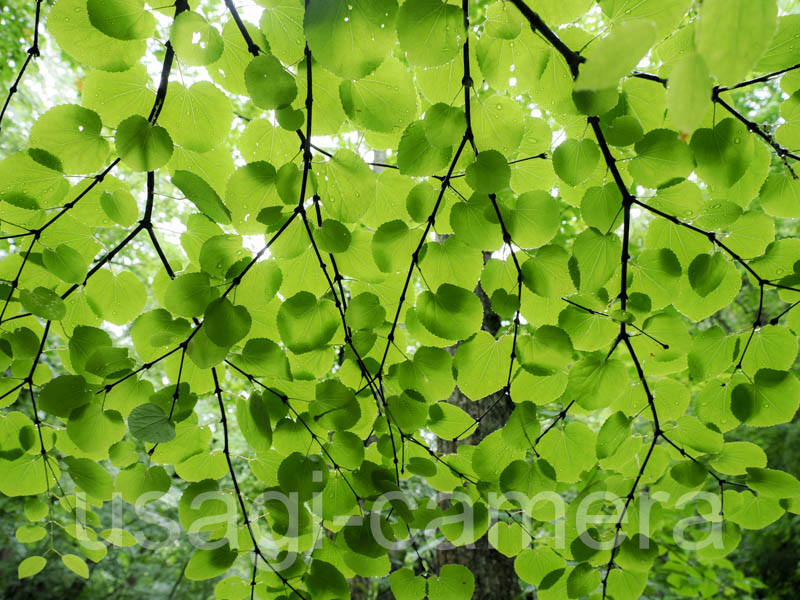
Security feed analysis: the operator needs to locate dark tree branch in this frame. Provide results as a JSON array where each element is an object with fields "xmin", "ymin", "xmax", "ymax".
[
  {"xmin": 717, "ymin": 62, "xmax": 800, "ymax": 92},
  {"xmin": 0, "ymin": 0, "xmax": 43, "ymax": 132},
  {"xmin": 379, "ymin": 0, "xmax": 478, "ymax": 380},
  {"xmin": 711, "ymin": 89, "xmax": 799, "ymax": 178},
  {"xmin": 225, "ymin": 360, "xmax": 363, "ymax": 507},
  {"xmin": 630, "ymin": 71, "xmax": 799, "ymax": 176},
  {"xmin": 222, "ymin": 0, "xmax": 264, "ymax": 56},
  {"xmin": 211, "ymin": 368, "xmax": 309, "ymax": 600},
  {"xmin": 507, "ymin": 0, "xmax": 585, "ymax": 79},
  {"xmin": 293, "ymin": 43, "xmax": 401, "ymax": 483},
  {"xmin": 632, "ymin": 198, "xmax": 800, "ymax": 295}
]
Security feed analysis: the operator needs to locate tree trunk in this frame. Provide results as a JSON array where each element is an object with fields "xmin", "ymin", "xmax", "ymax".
[{"xmin": 437, "ymin": 278, "xmax": 521, "ymax": 600}]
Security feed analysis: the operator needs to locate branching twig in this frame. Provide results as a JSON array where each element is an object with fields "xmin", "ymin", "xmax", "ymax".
[
  {"xmin": 507, "ymin": 0, "xmax": 585, "ymax": 79},
  {"xmin": 0, "ymin": 0, "xmax": 43, "ymax": 132}
]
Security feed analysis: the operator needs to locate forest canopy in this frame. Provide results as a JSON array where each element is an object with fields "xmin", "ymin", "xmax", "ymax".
[{"xmin": 1, "ymin": 0, "xmax": 800, "ymax": 599}]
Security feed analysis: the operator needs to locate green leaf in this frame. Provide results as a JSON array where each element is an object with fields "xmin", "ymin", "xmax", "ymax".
[
  {"xmin": 696, "ymin": 0, "xmax": 778, "ymax": 84},
  {"xmin": 424, "ymin": 103, "xmax": 466, "ymax": 147},
  {"xmin": 388, "ymin": 390, "xmax": 428, "ymax": 434},
  {"xmin": 747, "ymin": 467, "xmax": 800, "ymax": 499},
  {"xmin": 502, "ymin": 402, "xmax": 540, "ymax": 449},
  {"xmin": 316, "ymin": 220, "xmax": 351, "ymax": 254},
  {"xmin": 164, "ymin": 272, "xmax": 219, "ymax": 318},
  {"xmin": 566, "ymin": 355, "xmax": 628, "ymax": 410},
  {"xmin": 260, "ymin": 0, "xmax": 305, "ymax": 65},
  {"xmin": 81, "ymin": 64, "xmax": 154, "ymax": 128},
  {"xmin": 670, "ymin": 460, "xmax": 707, "ymax": 487},
  {"xmin": 115, "ymin": 464, "xmax": 170, "ymax": 503},
  {"xmin": 85, "ymin": 269, "xmax": 147, "ymax": 326},
  {"xmin": 184, "ymin": 543, "xmax": 237, "ymax": 581},
  {"xmin": 672, "ymin": 415, "xmax": 723, "ymax": 454},
  {"xmin": 67, "ymin": 405, "xmax": 125, "ymax": 456},
  {"xmin": 757, "ymin": 14, "xmax": 800, "ymax": 71},
  {"xmin": 230, "ymin": 338, "xmax": 291, "ymax": 380},
  {"xmin": 428, "ymin": 564, "xmax": 475, "ymax": 600},
  {"xmin": 307, "ymin": 560, "xmax": 349, "ymax": 600},
  {"xmin": 199, "ymin": 235, "xmax": 248, "ymax": 279},
  {"xmin": 328, "ymin": 431, "xmax": 365, "ymax": 470},
  {"xmin": 449, "ymin": 194, "xmax": 503, "ymax": 250},
  {"xmin": 572, "ymin": 228, "xmax": 621, "ymax": 292},
  {"xmin": 416, "ymin": 284, "xmax": 483, "ymax": 341},
  {"xmin": 128, "ymin": 403, "xmax": 176, "ymax": 443},
  {"xmin": 317, "ymin": 150, "xmax": 375, "ymax": 222},
  {"xmin": 131, "ymin": 310, "xmax": 191, "ymax": 360},
  {"xmin": 206, "ymin": 20, "xmax": 268, "ymax": 96},
  {"xmin": 710, "ymin": 442, "xmax": 767, "ymax": 476},
  {"xmin": 61, "ymin": 553, "xmax": 89, "ymax": 579},
  {"xmin": 49, "ymin": 0, "xmax": 146, "ymax": 72},
  {"xmin": 575, "ymin": 20, "xmax": 657, "ymax": 91},
  {"xmin": 472, "ymin": 94, "xmax": 525, "ymax": 155},
  {"xmin": 504, "ymin": 191, "xmax": 560, "ymax": 249},
  {"xmin": 538, "ymin": 422, "xmax": 596, "ymax": 483},
  {"xmin": 428, "ymin": 402, "xmax": 474, "ymax": 440},
  {"xmin": 171, "ymin": 11, "xmax": 224, "ymax": 66},
  {"xmin": 305, "ymin": 0, "xmax": 397, "ymax": 79},
  {"xmin": 629, "ymin": 129, "xmax": 694, "ymax": 187},
  {"xmin": 520, "ymin": 250, "xmax": 572, "ymax": 304},
  {"xmin": 277, "ymin": 292, "xmax": 340, "ymax": 353},
  {"xmin": 278, "ymin": 452, "xmax": 328, "ymax": 502},
  {"xmin": 86, "ymin": 0, "xmax": 155, "ymax": 40},
  {"xmin": 667, "ymin": 53, "xmax": 712, "ymax": 133},
  {"xmin": 172, "ymin": 170, "xmax": 231, "ymax": 225},
  {"xmin": 688, "ymin": 253, "xmax": 727, "ymax": 297},
  {"xmin": 567, "ymin": 563, "xmax": 600, "ymax": 598},
  {"xmin": 24, "ymin": 497, "xmax": 49, "ymax": 522},
  {"xmin": 388, "ymin": 568, "xmax": 426, "ymax": 600},
  {"xmin": 616, "ymin": 534, "xmax": 658, "ymax": 573},
  {"xmin": 203, "ymin": 298, "xmax": 252, "ymax": 347},
  {"xmin": 553, "ymin": 139, "xmax": 600, "ymax": 187},
  {"xmin": 115, "ymin": 115, "xmax": 174, "ymax": 172},
  {"xmin": 63, "ymin": 456, "xmax": 113, "ymax": 501},
  {"xmin": 604, "ymin": 115, "xmax": 644, "ymax": 147},
  {"xmin": 454, "ymin": 331, "xmax": 512, "ymax": 400},
  {"xmin": 236, "ymin": 394, "xmax": 272, "ymax": 453},
  {"xmin": 346, "ymin": 293, "xmax": 386, "ymax": 330},
  {"xmin": 372, "ymin": 220, "xmax": 415, "ymax": 273},
  {"xmin": 581, "ymin": 184, "xmax": 622, "ymax": 233},
  {"xmin": 398, "ymin": 120, "xmax": 453, "ymax": 176},
  {"xmin": 572, "ymin": 87, "xmax": 619, "ymax": 117},
  {"xmin": 688, "ymin": 326, "xmax": 737, "ymax": 381},
  {"xmin": 20, "ymin": 287, "xmax": 66, "ymax": 320},
  {"xmin": 312, "ymin": 380, "xmax": 360, "ymax": 430},
  {"xmin": 760, "ymin": 172, "xmax": 800, "ymax": 218},
  {"xmin": 484, "ymin": 1, "xmax": 523, "ymax": 39},
  {"xmin": 397, "ymin": 0, "xmax": 465, "ymax": 67},
  {"xmin": 0, "ymin": 455, "xmax": 57, "ymax": 497},
  {"xmin": 740, "ymin": 325, "xmax": 798, "ymax": 376},
  {"xmin": 465, "ymin": 150, "xmax": 510, "ymax": 194},
  {"xmin": 42, "ymin": 244, "xmax": 87, "ymax": 284},
  {"xmin": 339, "ymin": 57, "xmax": 417, "ymax": 134},
  {"xmin": 244, "ymin": 54, "xmax": 297, "ymax": 110},
  {"xmin": 16, "ymin": 525, "xmax": 46, "ymax": 544},
  {"xmin": 732, "ymin": 369, "xmax": 800, "ymax": 427},
  {"xmin": 18, "ymin": 556, "xmax": 46, "ymax": 579},
  {"xmin": 515, "ymin": 546, "xmax": 566, "ymax": 587},
  {"xmin": 691, "ymin": 118, "xmax": 754, "ymax": 188},
  {"xmin": 101, "ymin": 189, "xmax": 139, "ymax": 226},
  {"xmin": 596, "ymin": 411, "xmax": 631, "ymax": 459},
  {"xmin": 29, "ymin": 105, "xmax": 108, "ymax": 174}
]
